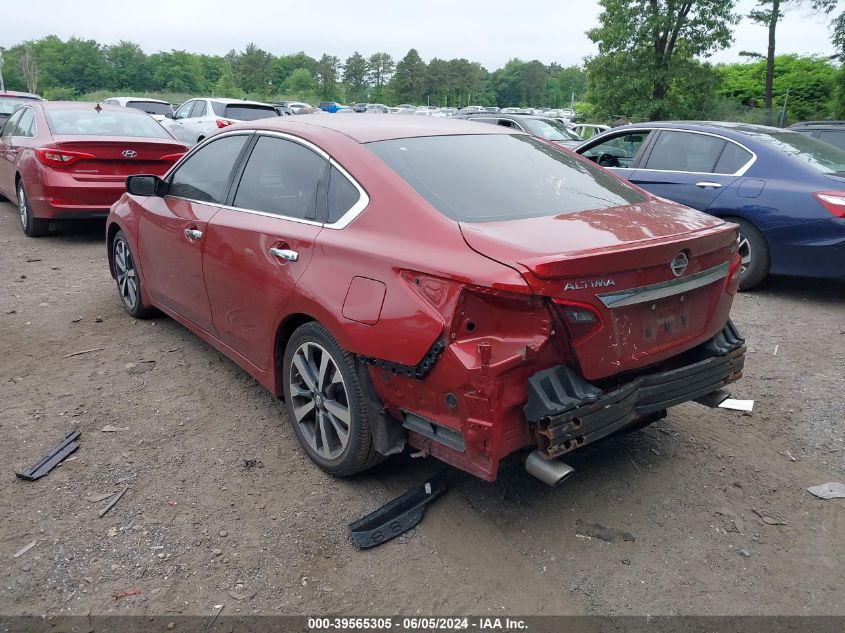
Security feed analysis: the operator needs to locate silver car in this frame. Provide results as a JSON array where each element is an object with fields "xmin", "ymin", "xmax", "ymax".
[{"xmin": 162, "ymin": 98, "xmax": 279, "ymax": 145}]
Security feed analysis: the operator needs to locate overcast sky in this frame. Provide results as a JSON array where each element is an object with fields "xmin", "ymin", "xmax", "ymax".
[{"xmin": 0, "ymin": 0, "xmax": 835, "ymax": 70}]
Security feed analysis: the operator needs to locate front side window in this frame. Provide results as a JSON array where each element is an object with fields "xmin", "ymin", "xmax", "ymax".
[
  {"xmin": 2, "ymin": 109, "xmax": 24, "ymax": 138},
  {"xmin": 45, "ymin": 108, "xmax": 172, "ymax": 138},
  {"xmin": 367, "ymin": 134, "xmax": 646, "ymax": 223},
  {"xmin": 580, "ymin": 131, "xmax": 652, "ymax": 167},
  {"xmin": 174, "ymin": 101, "xmax": 194, "ymax": 119},
  {"xmin": 233, "ymin": 136, "xmax": 326, "ymax": 220},
  {"xmin": 645, "ymin": 131, "xmax": 726, "ymax": 173},
  {"xmin": 168, "ymin": 134, "xmax": 250, "ymax": 203}
]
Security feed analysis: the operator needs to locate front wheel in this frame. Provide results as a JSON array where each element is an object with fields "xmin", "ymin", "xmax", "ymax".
[
  {"xmin": 726, "ymin": 217, "xmax": 770, "ymax": 291},
  {"xmin": 282, "ymin": 322, "xmax": 383, "ymax": 476},
  {"xmin": 17, "ymin": 180, "xmax": 49, "ymax": 237},
  {"xmin": 112, "ymin": 230, "xmax": 157, "ymax": 318}
]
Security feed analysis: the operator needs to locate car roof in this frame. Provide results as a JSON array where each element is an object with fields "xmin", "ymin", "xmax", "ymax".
[
  {"xmin": 228, "ymin": 113, "xmax": 518, "ymax": 143},
  {"xmin": 190, "ymin": 97, "xmax": 275, "ymax": 106},
  {"xmin": 107, "ymin": 96, "xmax": 170, "ymax": 104},
  {"xmin": 0, "ymin": 91, "xmax": 44, "ymax": 100},
  {"xmin": 789, "ymin": 120, "xmax": 845, "ymax": 128}
]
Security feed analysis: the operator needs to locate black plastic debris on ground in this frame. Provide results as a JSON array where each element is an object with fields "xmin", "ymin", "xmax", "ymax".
[
  {"xmin": 349, "ymin": 469, "xmax": 450, "ymax": 549},
  {"xmin": 15, "ymin": 430, "xmax": 81, "ymax": 481}
]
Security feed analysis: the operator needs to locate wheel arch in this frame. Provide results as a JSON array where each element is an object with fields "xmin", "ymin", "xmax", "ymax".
[
  {"xmin": 273, "ymin": 312, "xmax": 317, "ymax": 396},
  {"xmin": 106, "ymin": 221, "xmax": 122, "ymax": 279}
]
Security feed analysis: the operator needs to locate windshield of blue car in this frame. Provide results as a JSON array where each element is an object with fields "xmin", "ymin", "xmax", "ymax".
[
  {"xmin": 126, "ymin": 100, "xmax": 172, "ymax": 116},
  {"xmin": 521, "ymin": 118, "xmax": 582, "ymax": 142},
  {"xmin": 367, "ymin": 134, "xmax": 646, "ymax": 222},
  {"xmin": 46, "ymin": 108, "xmax": 173, "ymax": 138},
  {"xmin": 750, "ymin": 130, "xmax": 845, "ymax": 174},
  {"xmin": 0, "ymin": 96, "xmax": 38, "ymax": 115}
]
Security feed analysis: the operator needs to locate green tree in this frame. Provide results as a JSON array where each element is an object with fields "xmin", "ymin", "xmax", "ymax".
[
  {"xmin": 215, "ymin": 60, "xmax": 241, "ymax": 97},
  {"xmin": 286, "ymin": 67, "xmax": 316, "ymax": 99},
  {"xmin": 586, "ymin": 0, "xmax": 739, "ymax": 119},
  {"xmin": 389, "ymin": 49, "xmax": 426, "ymax": 104},
  {"xmin": 236, "ymin": 43, "xmax": 273, "ymax": 95},
  {"xmin": 149, "ymin": 50, "xmax": 205, "ymax": 93},
  {"xmin": 343, "ymin": 52, "xmax": 369, "ymax": 102},
  {"xmin": 315, "ymin": 54, "xmax": 341, "ymax": 100},
  {"xmin": 367, "ymin": 53, "xmax": 395, "ymax": 102}
]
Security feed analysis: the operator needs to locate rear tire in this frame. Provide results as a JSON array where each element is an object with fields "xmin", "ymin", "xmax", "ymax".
[
  {"xmin": 727, "ymin": 216, "xmax": 770, "ymax": 291},
  {"xmin": 112, "ymin": 230, "xmax": 157, "ymax": 319},
  {"xmin": 282, "ymin": 322, "xmax": 383, "ymax": 476},
  {"xmin": 17, "ymin": 180, "xmax": 49, "ymax": 237}
]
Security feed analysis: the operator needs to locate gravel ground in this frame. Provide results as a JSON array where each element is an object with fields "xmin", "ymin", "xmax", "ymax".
[{"xmin": 1, "ymin": 202, "xmax": 843, "ymax": 617}]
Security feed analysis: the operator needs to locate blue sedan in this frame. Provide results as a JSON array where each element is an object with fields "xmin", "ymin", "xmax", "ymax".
[{"xmin": 575, "ymin": 122, "xmax": 845, "ymax": 289}]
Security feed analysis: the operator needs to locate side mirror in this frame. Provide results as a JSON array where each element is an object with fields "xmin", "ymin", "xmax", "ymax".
[
  {"xmin": 126, "ymin": 174, "xmax": 164, "ymax": 197},
  {"xmin": 165, "ymin": 111, "xmax": 176, "ymax": 119}
]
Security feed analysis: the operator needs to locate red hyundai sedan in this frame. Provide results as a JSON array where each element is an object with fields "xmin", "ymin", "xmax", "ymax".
[
  {"xmin": 106, "ymin": 116, "xmax": 746, "ymax": 484},
  {"xmin": 0, "ymin": 102, "xmax": 187, "ymax": 236}
]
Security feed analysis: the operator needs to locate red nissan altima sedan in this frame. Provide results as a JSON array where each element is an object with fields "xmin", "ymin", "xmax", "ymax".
[
  {"xmin": 106, "ymin": 116, "xmax": 746, "ymax": 484},
  {"xmin": 0, "ymin": 102, "xmax": 187, "ymax": 236}
]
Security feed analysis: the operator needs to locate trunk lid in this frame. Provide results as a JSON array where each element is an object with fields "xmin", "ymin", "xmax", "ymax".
[
  {"xmin": 53, "ymin": 136, "xmax": 186, "ymax": 182},
  {"xmin": 460, "ymin": 200, "xmax": 740, "ymax": 380}
]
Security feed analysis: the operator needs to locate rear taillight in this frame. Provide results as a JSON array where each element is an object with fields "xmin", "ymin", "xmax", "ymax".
[
  {"xmin": 215, "ymin": 119, "xmax": 236, "ymax": 129},
  {"xmin": 35, "ymin": 148, "xmax": 95, "ymax": 168},
  {"xmin": 552, "ymin": 299, "xmax": 603, "ymax": 344},
  {"xmin": 159, "ymin": 152, "xmax": 186, "ymax": 162},
  {"xmin": 814, "ymin": 191, "xmax": 845, "ymax": 218},
  {"xmin": 725, "ymin": 252, "xmax": 742, "ymax": 295}
]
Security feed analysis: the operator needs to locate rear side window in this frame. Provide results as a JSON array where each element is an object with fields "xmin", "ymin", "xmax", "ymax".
[
  {"xmin": 126, "ymin": 101, "xmax": 172, "ymax": 116},
  {"xmin": 45, "ymin": 108, "xmax": 171, "ymax": 139},
  {"xmin": 233, "ymin": 136, "xmax": 326, "ymax": 220},
  {"xmin": 645, "ymin": 131, "xmax": 726, "ymax": 173},
  {"xmin": 190, "ymin": 101, "xmax": 207, "ymax": 117},
  {"xmin": 749, "ymin": 129, "xmax": 845, "ymax": 174},
  {"xmin": 817, "ymin": 130, "xmax": 845, "ymax": 151},
  {"xmin": 327, "ymin": 166, "xmax": 361, "ymax": 223},
  {"xmin": 713, "ymin": 142, "xmax": 753, "ymax": 174},
  {"xmin": 14, "ymin": 108, "xmax": 36, "ymax": 137},
  {"xmin": 168, "ymin": 134, "xmax": 249, "ymax": 203},
  {"xmin": 223, "ymin": 105, "xmax": 279, "ymax": 121},
  {"xmin": 366, "ymin": 134, "xmax": 646, "ymax": 223}
]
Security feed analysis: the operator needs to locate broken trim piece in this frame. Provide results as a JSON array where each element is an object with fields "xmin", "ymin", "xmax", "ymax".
[
  {"xmin": 597, "ymin": 262, "xmax": 729, "ymax": 308},
  {"xmin": 358, "ymin": 339, "xmax": 445, "ymax": 380},
  {"xmin": 15, "ymin": 430, "xmax": 81, "ymax": 481}
]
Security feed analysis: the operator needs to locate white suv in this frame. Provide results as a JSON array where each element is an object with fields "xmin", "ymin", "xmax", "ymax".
[
  {"xmin": 102, "ymin": 97, "xmax": 174, "ymax": 122},
  {"xmin": 163, "ymin": 98, "xmax": 279, "ymax": 145}
]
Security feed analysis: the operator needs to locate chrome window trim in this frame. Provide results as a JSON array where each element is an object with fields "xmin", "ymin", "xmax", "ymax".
[
  {"xmin": 165, "ymin": 129, "xmax": 369, "ymax": 229},
  {"xmin": 596, "ymin": 262, "xmax": 730, "ymax": 309},
  {"xmin": 635, "ymin": 128, "xmax": 757, "ymax": 177}
]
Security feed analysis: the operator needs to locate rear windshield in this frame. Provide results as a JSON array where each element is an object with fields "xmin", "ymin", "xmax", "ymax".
[
  {"xmin": 0, "ymin": 96, "xmax": 39, "ymax": 115},
  {"xmin": 367, "ymin": 134, "xmax": 646, "ymax": 222},
  {"xmin": 223, "ymin": 104, "xmax": 279, "ymax": 121},
  {"xmin": 749, "ymin": 130, "xmax": 845, "ymax": 174},
  {"xmin": 126, "ymin": 100, "xmax": 172, "ymax": 116},
  {"xmin": 46, "ymin": 108, "xmax": 172, "ymax": 138}
]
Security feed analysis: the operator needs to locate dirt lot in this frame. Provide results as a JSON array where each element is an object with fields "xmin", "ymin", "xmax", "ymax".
[{"xmin": 1, "ymin": 200, "xmax": 844, "ymax": 618}]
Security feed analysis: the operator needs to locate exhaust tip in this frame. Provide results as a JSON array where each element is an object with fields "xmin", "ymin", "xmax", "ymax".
[{"xmin": 525, "ymin": 450, "xmax": 574, "ymax": 487}]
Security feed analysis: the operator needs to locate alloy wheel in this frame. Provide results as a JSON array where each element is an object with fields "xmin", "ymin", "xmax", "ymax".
[
  {"xmin": 114, "ymin": 238, "xmax": 139, "ymax": 310},
  {"xmin": 289, "ymin": 342, "xmax": 351, "ymax": 460},
  {"xmin": 737, "ymin": 232, "xmax": 752, "ymax": 274},
  {"xmin": 17, "ymin": 183, "xmax": 27, "ymax": 229}
]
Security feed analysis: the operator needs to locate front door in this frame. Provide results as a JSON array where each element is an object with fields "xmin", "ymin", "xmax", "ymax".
[
  {"xmin": 203, "ymin": 134, "xmax": 328, "ymax": 371},
  {"xmin": 577, "ymin": 129, "xmax": 654, "ymax": 181},
  {"xmin": 138, "ymin": 133, "xmax": 251, "ymax": 332}
]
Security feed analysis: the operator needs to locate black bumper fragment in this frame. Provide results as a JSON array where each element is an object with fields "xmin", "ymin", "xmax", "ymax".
[{"xmin": 524, "ymin": 321, "xmax": 746, "ymax": 458}]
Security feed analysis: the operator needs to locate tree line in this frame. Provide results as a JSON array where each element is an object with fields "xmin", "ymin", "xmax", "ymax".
[{"xmin": 1, "ymin": 0, "xmax": 845, "ymax": 125}]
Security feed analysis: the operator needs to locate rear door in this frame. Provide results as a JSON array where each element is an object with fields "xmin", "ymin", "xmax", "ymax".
[
  {"xmin": 630, "ymin": 130, "xmax": 752, "ymax": 211},
  {"xmin": 138, "ymin": 133, "xmax": 251, "ymax": 332},
  {"xmin": 203, "ymin": 133, "xmax": 328, "ymax": 371}
]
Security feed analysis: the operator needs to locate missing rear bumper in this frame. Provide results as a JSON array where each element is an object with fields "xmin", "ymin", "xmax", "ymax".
[{"xmin": 524, "ymin": 321, "xmax": 746, "ymax": 459}]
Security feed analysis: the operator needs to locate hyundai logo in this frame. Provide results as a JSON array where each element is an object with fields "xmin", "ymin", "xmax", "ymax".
[
  {"xmin": 122, "ymin": 149, "xmax": 138, "ymax": 158},
  {"xmin": 670, "ymin": 252, "xmax": 689, "ymax": 277}
]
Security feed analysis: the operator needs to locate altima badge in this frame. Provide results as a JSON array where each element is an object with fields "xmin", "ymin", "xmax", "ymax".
[
  {"xmin": 670, "ymin": 252, "xmax": 689, "ymax": 277},
  {"xmin": 564, "ymin": 279, "xmax": 616, "ymax": 291},
  {"xmin": 122, "ymin": 149, "xmax": 138, "ymax": 158}
]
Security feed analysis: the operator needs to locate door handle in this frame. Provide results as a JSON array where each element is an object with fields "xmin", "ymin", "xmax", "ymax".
[
  {"xmin": 695, "ymin": 181, "xmax": 723, "ymax": 189},
  {"xmin": 184, "ymin": 228, "xmax": 203, "ymax": 240},
  {"xmin": 269, "ymin": 247, "xmax": 299, "ymax": 262}
]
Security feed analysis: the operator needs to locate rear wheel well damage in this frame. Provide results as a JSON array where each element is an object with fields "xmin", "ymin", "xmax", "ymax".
[
  {"xmin": 274, "ymin": 313, "xmax": 407, "ymax": 457},
  {"xmin": 106, "ymin": 222, "xmax": 121, "ymax": 278}
]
